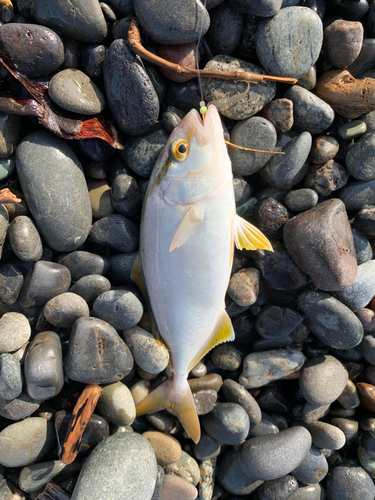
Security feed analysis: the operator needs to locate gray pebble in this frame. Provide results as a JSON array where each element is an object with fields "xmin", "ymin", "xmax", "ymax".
[
  {"xmin": 330, "ymin": 417, "xmax": 358, "ymax": 442},
  {"xmin": 302, "ymin": 402, "xmax": 330, "ymax": 424},
  {"xmin": 90, "ymin": 214, "xmax": 139, "ymax": 252},
  {"xmin": 346, "ymin": 132, "xmax": 375, "ymax": 181},
  {"xmin": 292, "ymin": 446, "xmax": 328, "ymax": 484},
  {"xmin": 216, "ymin": 447, "xmax": 263, "ymax": 495},
  {"xmin": 107, "ymin": 252, "xmax": 137, "ymax": 286},
  {"xmin": 0, "ymin": 264, "xmax": 23, "ymax": 307},
  {"xmin": 92, "ymin": 290, "xmax": 143, "ymax": 330},
  {"xmin": 207, "ymin": 2, "xmax": 243, "ymax": 55},
  {"xmin": 69, "ymin": 275, "xmax": 111, "ymax": 304},
  {"xmin": 284, "ymin": 189, "xmax": 318, "ymax": 212},
  {"xmin": 0, "ymin": 312, "xmax": 30, "ymax": 353},
  {"xmin": 202, "ymin": 402, "xmax": 250, "ymax": 445},
  {"xmin": 0, "ymin": 353, "xmax": 22, "ymax": 400},
  {"xmin": 123, "ymin": 326, "xmax": 169, "ymax": 374},
  {"xmin": 338, "ymin": 179, "xmax": 375, "ymax": 211},
  {"xmin": 309, "ymin": 135, "xmax": 339, "ymax": 164},
  {"xmin": 0, "ymin": 156, "xmax": 15, "ymax": 181},
  {"xmin": 8, "ymin": 216, "xmax": 43, "ymax": 262},
  {"xmin": 96, "ymin": 381, "xmax": 136, "ymax": 426},
  {"xmin": 257, "ymin": 475, "xmax": 298, "ymax": 500},
  {"xmin": 337, "ymin": 379, "xmax": 360, "ymax": 410},
  {"xmin": 353, "ymin": 205, "xmax": 375, "ymax": 237},
  {"xmin": 161, "ymin": 106, "xmax": 185, "ymax": 133},
  {"xmin": 333, "ymin": 260, "xmax": 375, "ymax": 310},
  {"xmin": 58, "ymin": 251, "xmax": 109, "ymax": 281},
  {"xmin": 326, "ymin": 466, "xmax": 375, "ymax": 500},
  {"xmin": 210, "ymin": 344, "xmax": 242, "ymax": 371},
  {"xmin": 297, "ymin": 65, "xmax": 317, "ymax": 91},
  {"xmin": 250, "ymin": 412, "xmax": 279, "ymax": 437},
  {"xmin": 44, "ymin": 292, "xmax": 89, "ymax": 327},
  {"xmin": 0, "ymin": 390, "xmax": 41, "ymax": 420},
  {"xmin": 306, "ymin": 421, "xmax": 346, "ymax": 450},
  {"xmin": 0, "ymin": 113, "xmax": 22, "ymax": 158},
  {"xmin": 111, "ymin": 174, "xmax": 142, "ymax": 217},
  {"xmin": 358, "ymin": 335, "xmax": 375, "ymax": 365},
  {"xmin": 352, "ymin": 229, "xmax": 373, "ymax": 265},
  {"xmin": 233, "ymin": 177, "xmax": 251, "ymax": 207},
  {"xmin": 288, "ymin": 484, "xmax": 322, "ymax": 500},
  {"xmin": 19, "ymin": 460, "xmax": 66, "ymax": 493},
  {"xmin": 222, "ymin": 379, "xmax": 262, "ymax": 426},
  {"xmin": 193, "ymin": 432, "xmax": 221, "ymax": 461}
]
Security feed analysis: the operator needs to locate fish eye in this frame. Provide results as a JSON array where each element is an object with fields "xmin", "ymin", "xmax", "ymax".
[{"xmin": 171, "ymin": 139, "xmax": 190, "ymax": 161}]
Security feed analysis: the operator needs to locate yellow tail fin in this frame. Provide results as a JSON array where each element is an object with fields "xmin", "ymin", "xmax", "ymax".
[{"xmin": 135, "ymin": 374, "xmax": 201, "ymax": 444}]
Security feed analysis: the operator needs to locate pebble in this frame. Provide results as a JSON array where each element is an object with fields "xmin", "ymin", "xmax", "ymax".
[
  {"xmin": 202, "ymin": 57, "xmax": 276, "ymax": 120},
  {"xmin": 123, "ymin": 326, "xmax": 169, "ymax": 374},
  {"xmin": 283, "ymin": 199, "xmax": 357, "ymax": 291},
  {"xmin": 338, "ymin": 179, "xmax": 375, "ymax": 211},
  {"xmin": 299, "ymin": 354, "xmax": 348, "ymax": 406},
  {"xmin": 239, "ymin": 348, "xmax": 305, "ymax": 389},
  {"xmin": 326, "ymin": 465, "xmax": 375, "ymax": 500},
  {"xmin": 0, "ymin": 353, "xmax": 22, "ymax": 400},
  {"xmin": 359, "ymin": 335, "xmax": 375, "ymax": 366},
  {"xmin": 0, "ymin": 23, "xmax": 64, "ymax": 77},
  {"xmin": 107, "ymin": 252, "xmax": 137, "ymax": 286},
  {"xmin": 157, "ymin": 43, "xmax": 198, "ymax": 83},
  {"xmin": 146, "ymin": 411, "xmax": 174, "ymax": 433},
  {"xmin": 0, "ymin": 312, "xmax": 30, "ymax": 352},
  {"xmin": 96, "ymin": 381, "xmax": 136, "ymax": 426},
  {"xmin": 324, "ymin": 20, "xmax": 363, "ymax": 69},
  {"xmin": 346, "ymin": 132, "xmax": 375, "ymax": 181},
  {"xmin": 297, "ymin": 65, "xmax": 317, "ymax": 91},
  {"xmin": 306, "ymin": 421, "xmax": 346, "ymax": 450},
  {"xmin": 58, "ymin": 251, "xmax": 109, "ymax": 281},
  {"xmin": 18, "ymin": 460, "xmax": 67, "ymax": 493},
  {"xmin": 216, "ymin": 446, "xmax": 263, "ymax": 495},
  {"xmin": 71, "ymin": 433, "xmax": 157, "ymax": 500},
  {"xmin": 43, "ymin": 292, "xmax": 90, "ymax": 327},
  {"xmin": 202, "ymin": 402, "xmax": 250, "ymax": 445},
  {"xmin": 0, "ymin": 417, "xmax": 55, "ymax": 467},
  {"xmin": 161, "ymin": 474, "xmax": 198, "ymax": 500},
  {"xmin": 304, "ymin": 159, "xmax": 349, "ymax": 197},
  {"xmin": 8, "ymin": 216, "xmax": 43, "ymax": 262},
  {"xmin": 288, "ymin": 484, "xmax": 322, "ymax": 500},
  {"xmin": 92, "ymin": 290, "xmax": 143, "ymax": 330},
  {"xmin": 0, "ymin": 156, "xmax": 15, "ymax": 181},
  {"xmin": 193, "ymin": 432, "xmax": 221, "ymax": 461},
  {"xmin": 90, "ymin": 214, "xmax": 139, "ymax": 252},
  {"xmin": 337, "ymin": 379, "xmax": 360, "ymax": 410},
  {"xmin": 357, "ymin": 308, "xmax": 375, "ymax": 333},
  {"xmin": 24, "ymin": 331, "xmax": 64, "ymax": 400},
  {"xmin": 333, "ymin": 260, "xmax": 375, "ymax": 310},
  {"xmin": 260, "ymin": 132, "xmax": 312, "ymax": 190},
  {"xmin": 210, "ymin": 344, "xmax": 241, "ymax": 371},
  {"xmin": 69, "ymin": 275, "xmax": 111, "ymax": 304},
  {"xmin": 143, "ymin": 431, "xmax": 181, "ymax": 466},
  {"xmin": 64, "ymin": 316, "xmax": 134, "ymax": 384},
  {"xmin": 284, "ymin": 188, "xmax": 318, "ymax": 212},
  {"xmin": 206, "ymin": 2, "xmax": 243, "ymax": 56},
  {"xmin": 238, "ymin": 426, "xmax": 312, "ymax": 481},
  {"xmin": 111, "ymin": 174, "xmax": 142, "ymax": 216},
  {"xmin": 302, "ymin": 402, "xmax": 330, "ymax": 425},
  {"xmin": 163, "ymin": 450, "xmax": 200, "ymax": 486},
  {"xmin": 292, "ymin": 446, "xmax": 329, "ymax": 484},
  {"xmin": 0, "ymin": 390, "xmax": 41, "ymax": 420},
  {"xmin": 338, "ymin": 119, "xmax": 367, "ymax": 140},
  {"xmin": 353, "ymin": 205, "xmax": 375, "ymax": 237},
  {"xmin": 255, "ymin": 305, "xmax": 304, "ymax": 340},
  {"xmin": 250, "ymin": 412, "xmax": 279, "ymax": 437},
  {"xmin": 309, "ymin": 135, "xmax": 339, "ymax": 164},
  {"xmin": 15, "ymin": 131, "xmax": 92, "ymax": 252},
  {"xmin": 104, "ymin": 39, "xmax": 159, "ymax": 136},
  {"xmin": 259, "ymin": 98, "xmax": 294, "ymax": 135},
  {"xmin": 80, "ymin": 43, "xmax": 106, "ymax": 81},
  {"xmin": 0, "ymin": 113, "xmax": 22, "ymax": 158},
  {"xmin": 233, "ymin": 177, "xmax": 251, "ymax": 207},
  {"xmin": 255, "ymin": 7, "xmax": 323, "ymax": 80},
  {"xmin": 357, "ymin": 383, "xmax": 375, "ymax": 412},
  {"xmin": 222, "ymin": 378, "xmax": 262, "ymax": 426},
  {"xmin": 229, "ymin": 0, "xmax": 281, "ymax": 16},
  {"xmin": 227, "ymin": 268, "xmax": 259, "ymax": 307},
  {"xmin": 87, "ymin": 179, "xmax": 114, "ymax": 219},
  {"xmin": 257, "ymin": 475, "xmax": 298, "ymax": 500},
  {"xmin": 330, "ymin": 417, "xmax": 358, "ymax": 442}
]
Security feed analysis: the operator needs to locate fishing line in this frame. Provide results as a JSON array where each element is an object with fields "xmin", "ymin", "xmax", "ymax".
[{"xmin": 196, "ymin": 0, "xmax": 208, "ymax": 119}]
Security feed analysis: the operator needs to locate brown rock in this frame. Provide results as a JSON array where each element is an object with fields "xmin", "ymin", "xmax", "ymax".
[
  {"xmin": 316, "ymin": 70, "xmax": 375, "ymax": 119},
  {"xmin": 259, "ymin": 98, "xmax": 294, "ymax": 134},
  {"xmin": 309, "ymin": 136, "xmax": 339, "ymax": 165},
  {"xmin": 188, "ymin": 373, "xmax": 223, "ymax": 393},
  {"xmin": 356, "ymin": 308, "xmax": 375, "ymax": 332},
  {"xmin": 324, "ymin": 20, "xmax": 363, "ymax": 69},
  {"xmin": 227, "ymin": 268, "xmax": 260, "ymax": 307},
  {"xmin": 304, "ymin": 160, "xmax": 349, "ymax": 197},
  {"xmin": 193, "ymin": 389, "xmax": 217, "ymax": 415},
  {"xmin": 161, "ymin": 474, "xmax": 198, "ymax": 500},
  {"xmin": 142, "ymin": 431, "xmax": 181, "ymax": 466},
  {"xmin": 357, "ymin": 382, "xmax": 375, "ymax": 412}
]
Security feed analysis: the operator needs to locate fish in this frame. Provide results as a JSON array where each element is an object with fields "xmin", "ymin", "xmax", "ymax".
[{"xmin": 131, "ymin": 104, "xmax": 272, "ymax": 443}]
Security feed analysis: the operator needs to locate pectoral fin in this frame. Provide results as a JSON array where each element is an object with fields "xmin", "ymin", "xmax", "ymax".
[
  {"xmin": 169, "ymin": 206, "xmax": 202, "ymax": 252},
  {"xmin": 234, "ymin": 214, "xmax": 273, "ymax": 251}
]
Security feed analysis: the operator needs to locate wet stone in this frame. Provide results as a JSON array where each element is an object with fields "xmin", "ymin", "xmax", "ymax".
[
  {"xmin": 0, "ymin": 113, "xmax": 22, "ymax": 158},
  {"xmin": 284, "ymin": 189, "xmax": 318, "ymax": 213},
  {"xmin": 284, "ymin": 86, "xmax": 334, "ymax": 134},
  {"xmin": 0, "ymin": 390, "xmax": 41, "ymax": 420},
  {"xmin": 202, "ymin": 402, "xmax": 249, "ymax": 445},
  {"xmin": 111, "ymin": 174, "xmax": 142, "ymax": 217},
  {"xmin": 8, "ymin": 216, "xmax": 43, "ymax": 262},
  {"xmin": 58, "ymin": 251, "xmax": 109, "ymax": 282},
  {"xmin": 305, "ymin": 160, "xmax": 349, "ymax": 197},
  {"xmin": 143, "ymin": 431, "xmax": 181, "ymax": 466},
  {"xmin": 292, "ymin": 446, "xmax": 328, "ymax": 484},
  {"xmin": 80, "ymin": 43, "xmax": 106, "ymax": 82},
  {"xmin": 206, "ymin": 2, "xmax": 243, "ymax": 56},
  {"xmin": 346, "ymin": 132, "xmax": 375, "ymax": 181},
  {"xmin": 90, "ymin": 214, "xmax": 139, "ymax": 252},
  {"xmin": 0, "ymin": 311, "xmax": 30, "ymax": 352},
  {"xmin": 123, "ymin": 326, "xmax": 169, "ymax": 374},
  {"xmin": 238, "ymin": 426, "xmax": 312, "ymax": 481},
  {"xmin": 0, "ymin": 417, "xmax": 55, "ymax": 467},
  {"xmin": 25, "ymin": 331, "xmax": 64, "ymax": 400},
  {"xmin": 260, "ymin": 132, "xmax": 312, "ymax": 190},
  {"xmin": 92, "ymin": 290, "xmax": 143, "ymax": 331},
  {"xmin": 333, "ymin": 260, "xmax": 375, "ymax": 311},
  {"xmin": 43, "ymin": 292, "xmax": 89, "ymax": 328},
  {"xmin": 283, "ymin": 199, "xmax": 357, "ymax": 291},
  {"xmin": 229, "ymin": 117, "xmax": 277, "ymax": 176},
  {"xmin": 222, "ymin": 378, "xmax": 262, "ymax": 426},
  {"xmin": 0, "ymin": 23, "xmax": 64, "ymax": 77},
  {"xmin": 15, "ymin": 131, "xmax": 92, "ymax": 252},
  {"xmin": 324, "ymin": 20, "xmax": 363, "ymax": 69},
  {"xmin": 338, "ymin": 119, "xmax": 367, "ymax": 140},
  {"xmin": 306, "ymin": 421, "xmax": 346, "ymax": 450},
  {"xmin": 96, "ymin": 381, "xmax": 136, "ymax": 426},
  {"xmin": 69, "ymin": 275, "xmax": 111, "ymax": 304},
  {"xmin": 255, "ymin": 305, "xmax": 304, "ymax": 340},
  {"xmin": 352, "ymin": 229, "xmax": 373, "ymax": 265},
  {"xmin": 64, "ymin": 316, "xmax": 134, "ymax": 384},
  {"xmin": 310, "ymin": 136, "xmax": 339, "ymax": 165},
  {"xmin": 193, "ymin": 432, "xmax": 221, "ymax": 461},
  {"xmin": 338, "ymin": 179, "xmax": 375, "ymax": 211},
  {"xmin": 258, "ymin": 98, "xmax": 294, "ymax": 135},
  {"xmin": 0, "ymin": 353, "xmax": 22, "ymax": 400},
  {"xmin": 357, "ymin": 308, "xmax": 375, "ymax": 333},
  {"xmin": 210, "ymin": 344, "xmax": 242, "ymax": 371},
  {"xmin": 163, "ymin": 450, "xmax": 200, "ymax": 486},
  {"xmin": 326, "ymin": 465, "xmax": 375, "ymax": 500},
  {"xmin": 202, "ymin": 57, "xmax": 276, "ymax": 120},
  {"xmin": 193, "ymin": 389, "xmax": 217, "ymax": 415},
  {"xmin": 253, "ymin": 197, "xmax": 289, "ymax": 240},
  {"xmin": 227, "ymin": 268, "xmax": 259, "ymax": 307},
  {"xmin": 239, "ymin": 348, "xmax": 305, "ymax": 389},
  {"xmin": 104, "ymin": 39, "xmax": 159, "ymax": 136},
  {"xmin": 257, "ymin": 475, "xmax": 298, "ymax": 500},
  {"xmin": 161, "ymin": 474, "xmax": 198, "ymax": 500},
  {"xmin": 87, "ymin": 179, "xmax": 114, "ymax": 219},
  {"xmin": 256, "ymin": 7, "xmax": 323, "ymax": 80}
]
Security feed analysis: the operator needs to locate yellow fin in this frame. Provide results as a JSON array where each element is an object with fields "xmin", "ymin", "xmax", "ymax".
[
  {"xmin": 169, "ymin": 206, "xmax": 202, "ymax": 252},
  {"xmin": 136, "ymin": 374, "xmax": 201, "ymax": 443},
  {"xmin": 234, "ymin": 214, "xmax": 273, "ymax": 251},
  {"xmin": 188, "ymin": 310, "xmax": 235, "ymax": 372}
]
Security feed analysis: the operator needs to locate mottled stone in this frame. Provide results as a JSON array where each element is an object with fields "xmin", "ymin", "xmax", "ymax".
[
  {"xmin": 143, "ymin": 431, "xmax": 181, "ymax": 466},
  {"xmin": 202, "ymin": 403, "xmax": 250, "ymax": 445},
  {"xmin": 309, "ymin": 136, "xmax": 339, "ymax": 164},
  {"xmin": 210, "ymin": 344, "xmax": 241, "ymax": 371},
  {"xmin": 90, "ymin": 214, "xmax": 139, "ymax": 252},
  {"xmin": 123, "ymin": 326, "xmax": 169, "ymax": 374},
  {"xmin": 69, "ymin": 275, "xmax": 111, "ymax": 304},
  {"xmin": 253, "ymin": 197, "xmax": 289, "ymax": 240},
  {"xmin": 96, "ymin": 381, "xmax": 136, "ymax": 426},
  {"xmin": 58, "ymin": 251, "xmax": 109, "ymax": 282},
  {"xmin": 0, "ymin": 390, "xmax": 41, "ymax": 420},
  {"xmin": 0, "ymin": 353, "xmax": 22, "ymax": 400},
  {"xmin": 8, "ymin": 216, "xmax": 43, "ymax": 262},
  {"xmin": 305, "ymin": 160, "xmax": 349, "ymax": 197},
  {"xmin": 92, "ymin": 290, "xmax": 143, "ymax": 331},
  {"xmin": 259, "ymin": 98, "xmax": 294, "ymax": 135},
  {"xmin": 227, "ymin": 268, "xmax": 259, "ymax": 307},
  {"xmin": 324, "ymin": 20, "xmax": 363, "ymax": 69},
  {"xmin": 0, "ymin": 312, "xmax": 30, "ymax": 353},
  {"xmin": 163, "ymin": 450, "xmax": 200, "ymax": 486},
  {"xmin": 19, "ymin": 460, "xmax": 67, "ymax": 493}
]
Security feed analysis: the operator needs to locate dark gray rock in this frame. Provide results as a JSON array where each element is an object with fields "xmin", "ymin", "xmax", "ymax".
[
  {"xmin": 306, "ymin": 421, "xmax": 346, "ymax": 450},
  {"xmin": 229, "ymin": 0, "xmax": 282, "ymax": 16},
  {"xmin": 16, "ymin": 131, "xmax": 92, "ymax": 252},
  {"xmin": 256, "ymin": 7, "xmax": 323, "ymax": 80},
  {"xmin": 222, "ymin": 379, "xmax": 262, "ymax": 426},
  {"xmin": 202, "ymin": 402, "xmax": 250, "ymax": 445},
  {"xmin": 92, "ymin": 290, "xmax": 143, "ymax": 330},
  {"xmin": 0, "ymin": 353, "xmax": 22, "ymax": 400},
  {"xmin": 0, "ymin": 390, "xmax": 41, "ymax": 420},
  {"xmin": 333, "ymin": 260, "xmax": 375, "ymax": 310},
  {"xmin": 8, "ymin": 216, "xmax": 43, "ymax": 262},
  {"xmin": 104, "ymin": 39, "xmax": 159, "ymax": 136},
  {"xmin": 0, "ymin": 23, "xmax": 64, "ymax": 77},
  {"xmin": 90, "ymin": 214, "xmax": 139, "ymax": 252},
  {"xmin": 284, "ymin": 189, "xmax": 318, "ymax": 212},
  {"xmin": 192, "ymin": 432, "xmax": 220, "ymax": 461},
  {"xmin": 305, "ymin": 160, "xmax": 349, "ymax": 197},
  {"xmin": 337, "ymin": 379, "xmax": 360, "ymax": 410},
  {"xmin": 358, "ymin": 335, "xmax": 375, "ymax": 365},
  {"xmin": 44, "ymin": 292, "xmax": 90, "ymax": 327},
  {"xmin": 292, "ymin": 446, "xmax": 328, "ymax": 484},
  {"xmin": 216, "ymin": 447, "xmax": 263, "ymax": 495},
  {"xmin": 207, "ymin": 2, "xmax": 243, "ymax": 55},
  {"xmin": 237, "ymin": 426, "xmax": 312, "ymax": 481},
  {"xmin": 353, "ymin": 205, "xmax": 375, "ymax": 238},
  {"xmin": 111, "ymin": 174, "xmax": 142, "ymax": 216},
  {"xmin": 326, "ymin": 466, "xmax": 375, "ymax": 500},
  {"xmin": 65, "ymin": 316, "xmax": 134, "ymax": 384},
  {"xmin": 0, "ymin": 312, "xmax": 31, "ymax": 352},
  {"xmin": 253, "ymin": 197, "xmax": 289, "ymax": 240},
  {"xmin": 250, "ymin": 412, "xmax": 279, "ymax": 437},
  {"xmin": 338, "ymin": 180, "xmax": 375, "ymax": 211},
  {"xmin": 255, "ymin": 305, "xmax": 304, "ymax": 340},
  {"xmin": 107, "ymin": 252, "xmax": 137, "ymax": 286},
  {"xmin": 0, "ymin": 114, "xmax": 22, "ymax": 159},
  {"xmin": 0, "ymin": 263, "xmax": 23, "ymax": 306},
  {"xmin": 302, "ymin": 402, "xmax": 330, "ymax": 424},
  {"xmin": 352, "ymin": 229, "xmax": 372, "ymax": 265},
  {"xmin": 256, "ymin": 475, "xmax": 298, "ymax": 500},
  {"xmin": 58, "ymin": 251, "xmax": 109, "ymax": 282},
  {"xmin": 69, "ymin": 275, "xmax": 111, "ymax": 304},
  {"xmin": 346, "ymin": 132, "xmax": 375, "ymax": 181}
]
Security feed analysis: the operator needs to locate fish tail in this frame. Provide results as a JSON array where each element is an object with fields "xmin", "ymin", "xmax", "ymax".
[{"xmin": 135, "ymin": 373, "xmax": 201, "ymax": 443}]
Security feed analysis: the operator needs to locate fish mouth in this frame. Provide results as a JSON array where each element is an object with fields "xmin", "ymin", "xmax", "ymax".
[{"xmin": 177, "ymin": 105, "xmax": 222, "ymax": 146}]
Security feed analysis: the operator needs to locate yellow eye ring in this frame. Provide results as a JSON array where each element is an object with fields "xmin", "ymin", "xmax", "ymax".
[{"xmin": 171, "ymin": 139, "xmax": 190, "ymax": 161}]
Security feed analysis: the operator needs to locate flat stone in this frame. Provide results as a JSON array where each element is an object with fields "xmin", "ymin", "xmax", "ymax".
[
  {"xmin": 92, "ymin": 290, "xmax": 143, "ymax": 331},
  {"xmin": 250, "ymin": 412, "xmax": 279, "ymax": 437},
  {"xmin": 19, "ymin": 460, "xmax": 66, "ymax": 493},
  {"xmin": 90, "ymin": 214, "xmax": 139, "ymax": 252},
  {"xmin": 143, "ymin": 431, "xmax": 181, "ymax": 466},
  {"xmin": 0, "ymin": 390, "xmax": 41, "ymax": 420},
  {"xmin": 58, "ymin": 251, "xmax": 109, "ymax": 281},
  {"xmin": 324, "ymin": 20, "xmax": 363, "ymax": 69},
  {"xmin": 304, "ymin": 160, "xmax": 349, "ymax": 197},
  {"xmin": 8, "ymin": 216, "xmax": 43, "ymax": 262},
  {"xmin": 202, "ymin": 402, "xmax": 250, "ymax": 445},
  {"xmin": 222, "ymin": 379, "xmax": 262, "ymax": 426},
  {"xmin": 69, "ymin": 275, "xmax": 111, "ymax": 304},
  {"xmin": 325, "ymin": 466, "xmax": 375, "ymax": 500},
  {"xmin": 96, "ymin": 381, "xmax": 136, "ymax": 426},
  {"xmin": 306, "ymin": 421, "xmax": 346, "ymax": 450},
  {"xmin": 161, "ymin": 474, "xmax": 198, "ymax": 500},
  {"xmin": 163, "ymin": 450, "xmax": 200, "ymax": 486},
  {"xmin": 0, "ymin": 353, "xmax": 22, "ymax": 400},
  {"xmin": 0, "ymin": 311, "xmax": 30, "ymax": 352}
]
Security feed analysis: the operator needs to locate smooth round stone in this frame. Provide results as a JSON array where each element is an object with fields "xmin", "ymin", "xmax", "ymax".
[
  {"xmin": 337, "ymin": 379, "xmax": 360, "ymax": 410},
  {"xmin": 292, "ymin": 446, "xmax": 328, "ymax": 484},
  {"xmin": 134, "ymin": 0, "xmax": 209, "ymax": 44},
  {"xmin": 19, "ymin": 460, "xmax": 66, "ymax": 493},
  {"xmin": 71, "ymin": 433, "xmax": 157, "ymax": 500},
  {"xmin": 143, "ymin": 431, "xmax": 181, "ymax": 466},
  {"xmin": 43, "ymin": 292, "xmax": 89, "ymax": 328},
  {"xmin": 145, "ymin": 411, "xmax": 174, "ymax": 433},
  {"xmin": 90, "ymin": 214, "xmax": 139, "ymax": 252},
  {"xmin": 0, "ymin": 417, "xmax": 55, "ymax": 467},
  {"xmin": 284, "ymin": 189, "xmax": 318, "ymax": 212},
  {"xmin": 250, "ymin": 412, "xmax": 279, "ymax": 437},
  {"xmin": 298, "ymin": 291, "xmax": 364, "ymax": 349},
  {"xmin": 238, "ymin": 426, "xmax": 312, "ymax": 481},
  {"xmin": 19, "ymin": 261, "xmax": 71, "ymax": 309},
  {"xmin": 123, "ymin": 326, "xmax": 169, "ymax": 374},
  {"xmin": 104, "ymin": 39, "xmax": 159, "ymax": 136},
  {"xmin": 339, "ymin": 120, "xmax": 367, "ymax": 140},
  {"xmin": 210, "ymin": 344, "xmax": 241, "ymax": 371},
  {"xmin": 326, "ymin": 466, "xmax": 375, "ymax": 500},
  {"xmin": 306, "ymin": 421, "xmax": 346, "ymax": 450},
  {"xmin": 255, "ymin": 7, "xmax": 323, "ymax": 80},
  {"xmin": 157, "ymin": 43, "xmax": 198, "ymax": 83},
  {"xmin": 123, "ymin": 125, "xmax": 169, "ymax": 178},
  {"xmin": 0, "ymin": 23, "xmax": 64, "ymax": 77},
  {"xmin": 330, "ymin": 417, "xmax": 358, "ymax": 442},
  {"xmin": 161, "ymin": 106, "xmax": 185, "ymax": 132},
  {"xmin": 227, "ymin": 268, "xmax": 259, "ymax": 307},
  {"xmin": 357, "ymin": 383, "xmax": 375, "ymax": 412},
  {"xmin": 305, "ymin": 160, "xmax": 349, "ymax": 197},
  {"xmin": 8, "ymin": 216, "xmax": 43, "ymax": 262},
  {"xmin": 338, "ymin": 179, "xmax": 375, "ymax": 211},
  {"xmin": 346, "ymin": 132, "xmax": 375, "ymax": 181},
  {"xmin": 111, "ymin": 174, "xmax": 142, "ymax": 217},
  {"xmin": 0, "ymin": 312, "xmax": 30, "ymax": 353},
  {"xmin": 80, "ymin": 43, "xmax": 106, "ymax": 81},
  {"xmin": 202, "ymin": 57, "xmax": 276, "ymax": 120},
  {"xmin": 107, "ymin": 252, "xmax": 137, "ymax": 286},
  {"xmin": 324, "ymin": 20, "xmax": 363, "ymax": 69},
  {"xmin": 359, "ymin": 335, "xmax": 375, "ymax": 365},
  {"xmin": 15, "ymin": 131, "xmax": 92, "ymax": 252},
  {"xmin": 24, "ymin": 331, "xmax": 63, "ymax": 400},
  {"xmin": 353, "ymin": 205, "xmax": 375, "ymax": 237},
  {"xmin": 29, "ymin": 0, "xmax": 107, "ymax": 43},
  {"xmin": 0, "ymin": 156, "xmax": 15, "ymax": 181},
  {"xmin": 68, "ymin": 275, "xmax": 110, "ymax": 304},
  {"xmin": 333, "ymin": 261, "xmax": 375, "ymax": 310},
  {"xmin": 302, "ymin": 402, "xmax": 330, "ymax": 425},
  {"xmin": 284, "ymin": 86, "xmax": 334, "ymax": 134},
  {"xmin": 239, "ymin": 348, "xmax": 305, "ymax": 389},
  {"xmin": 0, "ymin": 390, "xmax": 41, "ymax": 420},
  {"xmin": 96, "ymin": 381, "xmax": 136, "ymax": 426},
  {"xmin": 233, "ymin": 177, "xmax": 251, "ymax": 207},
  {"xmin": 309, "ymin": 136, "xmax": 339, "ymax": 164},
  {"xmin": 257, "ymin": 475, "xmax": 298, "ymax": 500},
  {"xmin": 202, "ymin": 402, "xmax": 249, "ymax": 445},
  {"xmin": 0, "ymin": 113, "xmax": 22, "ymax": 158},
  {"xmin": 206, "ymin": 2, "xmax": 243, "ymax": 55},
  {"xmin": 283, "ymin": 199, "xmax": 357, "ymax": 291},
  {"xmin": 216, "ymin": 447, "xmax": 263, "ymax": 495},
  {"xmin": 260, "ymin": 132, "xmax": 312, "ymax": 190},
  {"xmin": 188, "ymin": 373, "xmax": 223, "ymax": 393},
  {"xmin": 229, "ymin": 117, "xmax": 277, "ymax": 176},
  {"xmin": 87, "ymin": 179, "xmax": 114, "ymax": 219},
  {"xmin": 255, "ymin": 305, "xmax": 304, "ymax": 340},
  {"xmin": 190, "ymin": 361, "xmax": 207, "ymax": 378},
  {"xmin": 163, "ymin": 450, "xmax": 200, "ymax": 486},
  {"xmin": 193, "ymin": 389, "xmax": 217, "ymax": 415},
  {"xmin": 253, "ymin": 197, "xmax": 289, "ymax": 240},
  {"xmin": 352, "ymin": 229, "xmax": 372, "ymax": 265},
  {"xmin": 297, "ymin": 66, "xmax": 317, "ymax": 91},
  {"xmin": 193, "ymin": 432, "xmax": 220, "ymax": 461},
  {"xmin": 161, "ymin": 474, "xmax": 198, "ymax": 500},
  {"xmin": 259, "ymin": 98, "xmax": 294, "ymax": 135},
  {"xmin": 222, "ymin": 379, "xmax": 262, "ymax": 426},
  {"xmin": 229, "ymin": 0, "xmax": 281, "ymax": 15},
  {"xmin": 65, "ymin": 316, "xmax": 134, "ymax": 384},
  {"xmin": 92, "ymin": 290, "xmax": 143, "ymax": 331},
  {"xmin": 58, "ymin": 251, "xmax": 109, "ymax": 282},
  {"xmin": 288, "ymin": 484, "xmax": 322, "ymax": 500},
  {"xmin": 0, "ymin": 353, "xmax": 22, "ymax": 400}
]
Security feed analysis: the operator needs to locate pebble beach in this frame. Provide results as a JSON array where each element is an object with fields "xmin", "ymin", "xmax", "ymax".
[{"xmin": 0, "ymin": 0, "xmax": 375, "ymax": 499}]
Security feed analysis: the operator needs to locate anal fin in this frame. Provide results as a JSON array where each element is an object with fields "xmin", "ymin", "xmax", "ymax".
[{"xmin": 234, "ymin": 214, "xmax": 273, "ymax": 251}]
